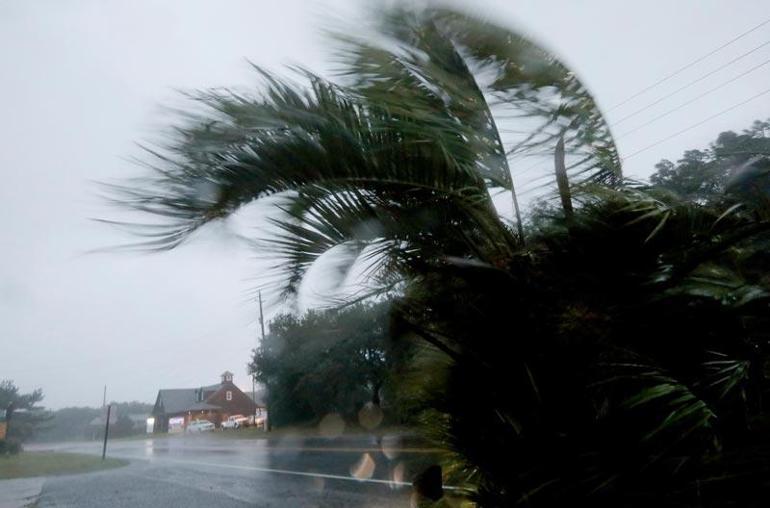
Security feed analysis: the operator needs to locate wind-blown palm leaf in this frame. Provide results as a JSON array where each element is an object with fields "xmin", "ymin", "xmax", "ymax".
[
  {"xmin": 110, "ymin": 4, "xmax": 620, "ymax": 291},
  {"xmin": 259, "ymin": 181, "xmax": 515, "ymax": 298},
  {"xmin": 336, "ymin": 7, "xmax": 620, "ymax": 186},
  {"xmin": 110, "ymin": 67, "xmax": 520, "ymax": 299}
]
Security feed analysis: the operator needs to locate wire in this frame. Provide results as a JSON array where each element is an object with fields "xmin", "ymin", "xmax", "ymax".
[
  {"xmin": 612, "ymin": 40, "xmax": 770, "ymax": 126},
  {"xmin": 511, "ymin": 160, "xmax": 545, "ymax": 177},
  {"xmin": 618, "ymin": 57, "xmax": 770, "ymax": 138},
  {"xmin": 621, "ymin": 87, "xmax": 770, "ymax": 161},
  {"xmin": 607, "ymin": 17, "xmax": 770, "ymax": 112},
  {"xmin": 519, "ymin": 171, "xmax": 556, "ymax": 192}
]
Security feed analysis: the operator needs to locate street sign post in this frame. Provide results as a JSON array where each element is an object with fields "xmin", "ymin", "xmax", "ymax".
[{"xmin": 0, "ymin": 409, "xmax": 7, "ymax": 440}]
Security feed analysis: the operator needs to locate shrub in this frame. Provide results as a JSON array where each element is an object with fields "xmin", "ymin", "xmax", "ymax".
[{"xmin": 0, "ymin": 439, "xmax": 22, "ymax": 456}]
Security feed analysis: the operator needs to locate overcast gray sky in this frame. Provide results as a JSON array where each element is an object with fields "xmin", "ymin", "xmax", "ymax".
[{"xmin": 2, "ymin": 0, "xmax": 769, "ymax": 409}]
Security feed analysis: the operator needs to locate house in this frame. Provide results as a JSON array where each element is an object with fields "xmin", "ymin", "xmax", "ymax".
[
  {"xmin": 126, "ymin": 413, "xmax": 151, "ymax": 433},
  {"xmin": 87, "ymin": 410, "xmax": 117, "ymax": 440},
  {"xmin": 151, "ymin": 371, "xmax": 258, "ymax": 432}
]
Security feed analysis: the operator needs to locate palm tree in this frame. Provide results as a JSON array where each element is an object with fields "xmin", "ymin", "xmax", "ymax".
[
  {"xmin": 111, "ymin": 5, "xmax": 770, "ymax": 506},
  {"xmin": 110, "ymin": 6, "xmax": 619, "ymax": 269}
]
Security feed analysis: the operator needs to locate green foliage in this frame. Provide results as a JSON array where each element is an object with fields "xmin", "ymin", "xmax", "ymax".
[
  {"xmin": 650, "ymin": 119, "xmax": 770, "ymax": 202},
  {"xmin": 111, "ymin": 415, "xmax": 137, "ymax": 437},
  {"xmin": 34, "ymin": 407, "xmax": 101, "ymax": 442},
  {"xmin": 34, "ymin": 402, "xmax": 153, "ymax": 442},
  {"xmin": 250, "ymin": 302, "xmax": 401, "ymax": 427},
  {"xmin": 0, "ymin": 439, "xmax": 22, "ymax": 456},
  {"xmin": 0, "ymin": 452, "xmax": 127, "ymax": 479},
  {"xmin": 108, "ymin": 5, "xmax": 617, "ymax": 299},
  {"xmin": 0, "ymin": 380, "xmax": 50, "ymax": 443},
  {"xmin": 390, "ymin": 184, "xmax": 770, "ymax": 506}
]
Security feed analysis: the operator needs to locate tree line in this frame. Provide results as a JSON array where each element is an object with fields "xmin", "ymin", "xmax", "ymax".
[
  {"xmin": 33, "ymin": 401, "xmax": 153, "ymax": 443},
  {"xmin": 1, "ymin": 379, "xmax": 153, "ymax": 452}
]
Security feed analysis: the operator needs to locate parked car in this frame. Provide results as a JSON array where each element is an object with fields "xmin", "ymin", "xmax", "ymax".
[
  {"xmin": 186, "ymin": 419, "xmax": 215, "ymax": 433},
  {"xmin": 221, "ymin": 414, "xmax": 249, "ymax": 429}
]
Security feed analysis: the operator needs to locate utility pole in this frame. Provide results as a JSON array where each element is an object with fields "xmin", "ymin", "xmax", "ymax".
[
  {"xmin": 102, "ymin": 385, "xmax": 106, "ymax": 408},
  {"xmin": 258, "ymin": 290, "xmax": 266, "ymax": 341},
  {"xmin": 252, "ymin": 291, "xmax": 257, "ymax": 425},
  {"xmin": 101, "ymin": 404, "xmax": 111, "ymax": 460},
  {"xmin": 511, "ymin": 183, "xmax": 525, "ymax": 245},
  {"xmin": 257, "ymin": 290, "xmax": 269, "ymax": 431}
]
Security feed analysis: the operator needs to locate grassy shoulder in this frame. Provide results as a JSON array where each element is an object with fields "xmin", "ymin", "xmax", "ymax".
[{"xmin": 0, "ymin": 452, "xmax": 127, "ymax": 480}]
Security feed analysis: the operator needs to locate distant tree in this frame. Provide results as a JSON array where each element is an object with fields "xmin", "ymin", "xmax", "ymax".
[
  {"xmin": 249, "ymin": 302, "xmax": 399, "ymax": 427},
  {"xmin": 108, "ymin": 401, "xmax": 152, "ymax": 438},
  {"xmin": 525, "ymin": 198, "xmax": 565, "ymax": 235},
  {"xmin": 650, "ymin": 119, "xmax": 770, "ymax": 202},
  {"xmin": 34, "ymin": 401, "xmax": 153, "ymax": 443},
  {"xmin": 110, "ymin": 415, "xmax": 136, "ymax": 438},
  {"xmin": 33, "ymin": 406, "xmax": 101, "ymax": 442},
  {"xmin": 110, "ymin": 401, "xmax": 153, "ymax": 416},
  {"xmin": 0, "ymin": 380, "xmax": 50, "ymax": 443}
]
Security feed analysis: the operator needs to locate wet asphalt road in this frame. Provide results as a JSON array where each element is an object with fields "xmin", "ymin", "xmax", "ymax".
[{"xmin": 30, "ymin": 434, "xmax": 432, "ymax": 507}]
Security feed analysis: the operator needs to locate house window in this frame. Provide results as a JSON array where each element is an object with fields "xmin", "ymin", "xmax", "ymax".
[{"xmin": 226, "ymin": 391, "xmax": 232, "ymax": 401}]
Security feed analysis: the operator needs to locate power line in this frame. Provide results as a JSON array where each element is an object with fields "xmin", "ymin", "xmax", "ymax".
[
  {"xmin": 622, "ymin": 87, "xmax": 770, "ymax": 161},
  {"xmin": 607, "ymin": 17, "xmax": 770, "ymax": 112},
  {"xmin": 618, "ymin": 57, "xmax": 770, "ymax": 138},
  {"xmin": 612, "ymin": 39, "xmax": 770, "ymax": 126},
  {"xmin": 519, "ymin": 172, "xmax": 556, "ymax": 193},
  {"xmin": 511, "ymin": 160, "xmax": 544, "ymax": 177}
]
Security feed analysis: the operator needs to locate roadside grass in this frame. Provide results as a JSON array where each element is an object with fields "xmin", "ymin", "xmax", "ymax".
[{"xmin": 0, "ymin": 452, "xmax": 127, "ymax": 479}]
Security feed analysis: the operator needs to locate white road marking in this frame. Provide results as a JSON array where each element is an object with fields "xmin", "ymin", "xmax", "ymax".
[
  {"xmin": 103, "ymin": 452, "xmax": 460, "ymax": 491},
  {"xmin": 157, "ymin": 456, "xmax": 414, "ymax": 487}
]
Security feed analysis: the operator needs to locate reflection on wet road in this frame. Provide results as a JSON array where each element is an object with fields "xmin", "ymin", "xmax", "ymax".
[{"xmin": 31, "ymin": 434, "xmax": 436, "ymax": 507}]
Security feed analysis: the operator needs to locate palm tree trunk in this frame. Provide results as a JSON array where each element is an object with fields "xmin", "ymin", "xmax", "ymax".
[
  {"xmin": 510, "ymin": 182, "xmax": 525, "ymax": 244},
  {"xmin": 554, "ymin": 135, "xmax": 574, "ymax": 223}
]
